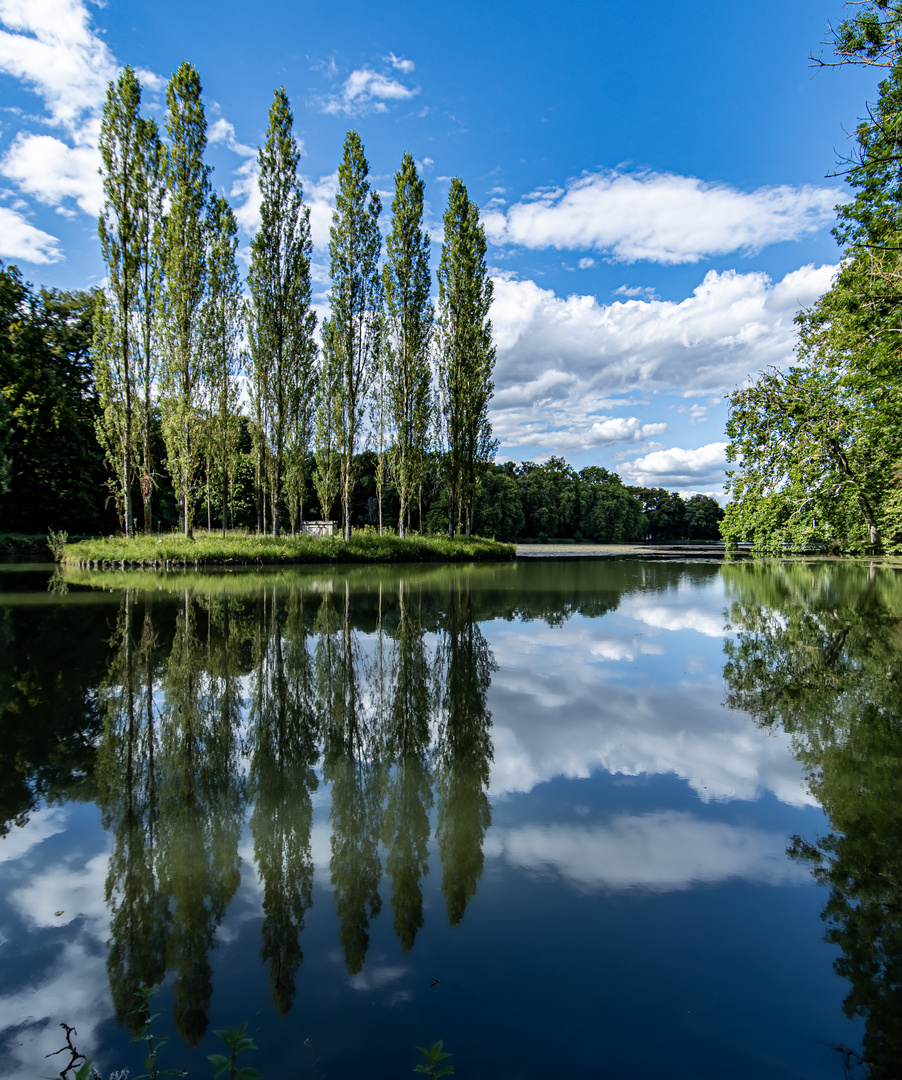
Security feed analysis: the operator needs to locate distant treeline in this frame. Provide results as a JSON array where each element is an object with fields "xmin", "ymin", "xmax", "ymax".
[{"xmin": 0, "ymin": 264, "xmax": 722, "ymax": 542}]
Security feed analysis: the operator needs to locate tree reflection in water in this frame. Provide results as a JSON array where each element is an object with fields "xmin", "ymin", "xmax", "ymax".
[
  {"xmin": 91, "ymin": 568, "xmax": 496, "ymax": 1034},
  {"xmin": 723, "ymin": 562, "xmax": 902, "ymax": 1079}
]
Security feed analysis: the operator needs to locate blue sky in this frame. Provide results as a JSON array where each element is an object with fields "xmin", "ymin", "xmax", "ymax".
[{"xmin": 0, "ymin": 0, "xmax": 883, "ymax": 497}]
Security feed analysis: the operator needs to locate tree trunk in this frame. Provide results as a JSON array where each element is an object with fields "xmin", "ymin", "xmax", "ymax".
[
  {"xmin": 222, "ymin": 461, "xmax": 228, "ymax": 538},
  {"xmin": 273, "ymin": 458, "xmax": 281, "ymax": 537}
]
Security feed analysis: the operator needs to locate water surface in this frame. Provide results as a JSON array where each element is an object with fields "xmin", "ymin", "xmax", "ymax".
[{"xmin": 1, "ymin": 558, "xmax": 899, "ymax": 1078}]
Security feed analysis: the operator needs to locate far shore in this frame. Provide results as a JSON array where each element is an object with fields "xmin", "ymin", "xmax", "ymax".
[{"xmin": 515, "ymin": 541, "xmax": 730, "ymax": 559}]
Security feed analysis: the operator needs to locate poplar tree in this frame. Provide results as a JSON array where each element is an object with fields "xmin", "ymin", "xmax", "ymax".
[
  {"xmin": 97, "ymin": 65, "xmax": 143, "ymax": 535},
  {"xmin": 134, "ymin": 115, "xmax": 166, "ymax": 532},
  {"xmin": 160, "ymin": 61, "xmax": 210, "ymax": 538},
  {"xmin": 383, "ymin": 153, "xmax": 433, "ymax": 538},
  {"xmin": 248, "ymin": 87, "xmax": 316, "ymax": 537},
  {"xmin": 202, "ymin": 193, "xmax": 243, "ymax": 536},
  {"xmin": 314, "ymin": 318, "xmax": 341, "ymax": 523},
  {"xmin": 328, "ymin": 131, "xmax": 382, "ymax": 539},
  {"xmin": 436, "ymin": 179, "xmax": 496, "ymax": 537}
]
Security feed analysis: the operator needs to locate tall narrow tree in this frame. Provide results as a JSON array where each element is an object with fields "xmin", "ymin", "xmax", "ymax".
[
  {"xmin": 436, "ymin": 179, "xmax": 496, "ymax": 537},
  {"xmin": 248, "ymin": 87, "xmax": 317, "ymax": 537},
  {"xmin": 134, "ymin": 115, "xmax": 166, "ymax": 533},
  {"xmin": 202, "ymin": 193, "xmax": 243, "ymax": 536},
  {"xmin": 328, "ymin": 131, "xmax": 382, "ymax": 540},
  {"xmin": 382, "ymin": 153, "xmax": 433, "ymax": 538},
  {"xmin": 314, "ymin": 318, "xmax": 341, "ymax": 525},
  {"xmin": 160, "ymin": 61, "xmax": 210, "ymax": 538},
  {"xmin": 97, "ymin": 65, "xmax": 143, "ymax": 535}
]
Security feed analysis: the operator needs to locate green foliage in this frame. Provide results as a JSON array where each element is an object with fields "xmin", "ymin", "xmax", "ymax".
[
  {"xmin": 473, "ymin": 466, "xmax": 524, "ymax": 541},
  {"xmin": 0, "ymin": 263, "xmax": 107, "ymax": 533},
  {"xmin": 437, "ymin": 179, "xmax": 495, "ymax": 537},
  {"xmin": 47, "ymin": 528, "xmax": 68, "ymax": 561},
  {"xmin": 818, "ymin": 1, "xmax": 902, "ymax": 71},
  {"xmin": 414, "ymin": 1040, "xmax": 455, "ymax": 1079},
  {"xmin": 160, "ymin": 61, "xmax": 210, "ymax": 538},
  {"xmin": 248, "ymin": 88, "xmax": 316, "ymax": 538},
  {"xmin": 129, "ymin": 987, "xmax": 181, "ymax": 1079},
  {"xmin": 383, "ymin": 152, "xmax": 433, "ymax": 538},
  {"xmin": 685, "ymin": 493, "xmax": 724, "ymax": 540},
  {"xmin": 726, "ymin": 15, "xmax": 902, "ymax": 553},
  {"xmin": 208, "ymin": 1024, "xmax": 262, "ymax": 1080},
  {"xmin": 329, "ymin": 131, "xmax": 382, "ymax": 540},
  {"xmin": 625, "ymin": 486, "xmax": 687, "ymax": 542},
  {"xmin": 203, "ymin": 193, "xmax": 244, "ymax": 536},
  {"xmin": 97, "ymin": 65, "xmax": 144, "ymax": 537},
  {"xmin": 722, "ymin": 561, "xmax": 902, "ymax": 1077}
]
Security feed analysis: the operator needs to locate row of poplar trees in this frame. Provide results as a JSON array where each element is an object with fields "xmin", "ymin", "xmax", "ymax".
[{"xmin": 96, "ymin": 62, "xmax": 495, "ymax": 541}]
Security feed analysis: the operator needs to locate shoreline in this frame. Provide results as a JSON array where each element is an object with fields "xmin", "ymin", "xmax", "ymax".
[{"xmin": 60, "ymin": 532, "xmax": 516, "ymax": 568}]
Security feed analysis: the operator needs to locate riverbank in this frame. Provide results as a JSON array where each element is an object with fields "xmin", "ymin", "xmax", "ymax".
[
  {"xmin": 515, "ymin": 541, "xmax": 732, "ymax": 559},
  {"xmin": 62, "ymin": 531, "xmax": 515, "ymax": 568}
]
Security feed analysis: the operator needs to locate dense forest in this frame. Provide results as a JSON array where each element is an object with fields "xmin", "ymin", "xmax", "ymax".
[{"xmin": 0, "ymin": 61, "xmax": 723, "ymax": 547}]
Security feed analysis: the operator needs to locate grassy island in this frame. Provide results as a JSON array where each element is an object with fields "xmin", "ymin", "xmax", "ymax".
[{"xmin": 62, "ymin": 531, "xmax": 515, "ymax": 568}]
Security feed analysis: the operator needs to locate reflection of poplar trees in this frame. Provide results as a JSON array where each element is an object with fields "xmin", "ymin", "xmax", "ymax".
[
  {"xmin": 249, "ymin": 586, "xmax": 319, "ymax": 1015},
  {"xmin": 97, "ymin": 593, "xmax": 168, "ymax": 1027},
  {"xmin": 89, "ymin": 567, "xmax": 503, "ymax": 1019},
  {"xmin": 380, "ymin": 580, "xmax": 433, "ymax": 951},
  {"xmin": 319, "ymin": 584, "xmax": 383, "ymax": 974},
  {"xmin": 435, "ymin": 580, "xmax": 496, "ymax": 926},
  {"xmin": 723, "ymin": 563, "xmax": 902, "ymax": 1078},
  {"xmin": 156, "ymin": 592, "xmax": 244, "ymax": 1046}
]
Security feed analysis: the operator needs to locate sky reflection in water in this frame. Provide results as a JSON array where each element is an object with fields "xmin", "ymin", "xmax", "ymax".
[{"xmin": 0, "ymin": 559, "xmax": 891, "ymax": 1079}]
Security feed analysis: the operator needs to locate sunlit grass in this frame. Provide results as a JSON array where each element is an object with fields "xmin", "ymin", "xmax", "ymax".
[{"xmin": 63, "ymin": 529, "xmax": 515, "ymax": 567}]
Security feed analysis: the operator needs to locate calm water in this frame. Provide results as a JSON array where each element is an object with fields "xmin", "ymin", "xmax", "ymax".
[{"xmin": 1, "ymin": 558, "xmax": 900, "ymax": 1079}]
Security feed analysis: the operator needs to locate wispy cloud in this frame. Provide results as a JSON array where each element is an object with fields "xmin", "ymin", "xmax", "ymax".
[
  {"xmin": 386, "ymin": 52, "xmax": 414, "ymax": 74},
  {"xmin": 483, "ymin": 169, "xmax": 840, "ymax": 264},
  {"xmin": 486, "ymin": 814, "xmax": 804, "ymax": 893},
  {"xmin": 208, "ymin": 116, "xmax": 256, "ymax": 158},
  {"xmin": 319, "ymin": 59, "xmax": 419, "ymax": 116}
]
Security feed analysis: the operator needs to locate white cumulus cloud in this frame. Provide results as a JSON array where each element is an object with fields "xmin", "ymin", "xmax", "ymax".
[
  {"xmin": 0, "ymin": 0, "xmax": 117, "ymax": 132},
  {"xmin": 491, "ymin": 263, "xmax": 835, "ymax": 397},
  {"xmin": 488, "ymin": 263, "xmax": 836, "ymax": 458},
  {"xmin": 483, "ymin": 170, "xmax": 840, "ymax": 264},
  {"xmin": 0, "ymin": 204, "xmax": 62, "ymax": 262},
  {"xmin": 619, "ymin": 442, "xmax": 729, "ymax": 490},
  {"xmin": 2, "ymin": 131, "xmax": 102, "ymax": 216}
]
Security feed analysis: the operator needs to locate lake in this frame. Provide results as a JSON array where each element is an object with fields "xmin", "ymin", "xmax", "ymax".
[{"xmin": 1, "ymin": 557, "xmax": 900, "ymax": 1079}]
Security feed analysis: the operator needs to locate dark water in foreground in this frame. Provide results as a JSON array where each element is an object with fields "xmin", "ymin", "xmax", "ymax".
[{"xmin": 1, "ymin": 558, "xmax": 901, "ymax": 1079}]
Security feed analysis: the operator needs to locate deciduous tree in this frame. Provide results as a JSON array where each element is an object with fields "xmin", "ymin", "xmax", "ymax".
[
  {"xmin": 328, "ymin": 131, "xmax": 382, "ymax": 540},
  {"xmin": 382, "ymin": 153, "xmax": 433, "ymax": 538},
  {"xmin": 248, "ymin": 87, "xmax": 317, "ymax": 536},
  {"xmin": 202, "ymin": 193, "xmax": 243, "ymax": 536},
  {"xmin": 97, "ymin": 65, "xmax": 143, "ymax": 535},
  {"xmin": 160, "ymin": 61, "xmax": 210, "ymax": 538},
  {"xmin": 436, "ymin": 179, "xmax": 495, "ymax": 537}
]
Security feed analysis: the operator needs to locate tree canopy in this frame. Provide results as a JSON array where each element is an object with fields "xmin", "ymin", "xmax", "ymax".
[{"xmin": 724, "ymin": 3, "xmax": 902, "ymax": 552}]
